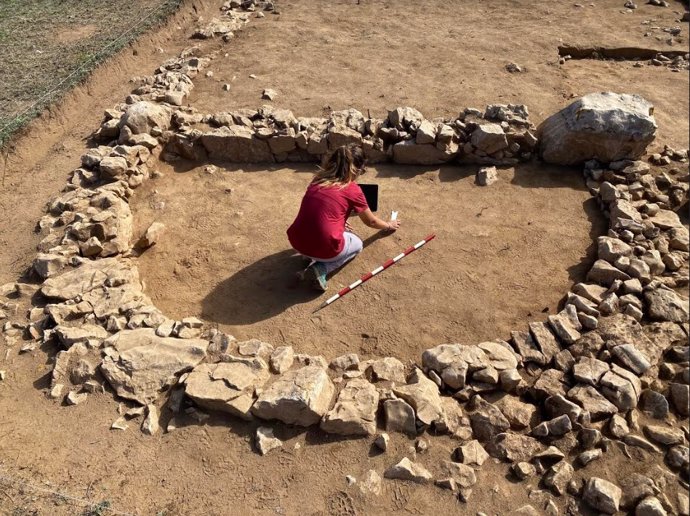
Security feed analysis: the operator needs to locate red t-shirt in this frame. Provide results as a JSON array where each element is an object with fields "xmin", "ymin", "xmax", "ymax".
[{"xmin": 287, "ymin": 182, "xmax": 369, "ymax": 259}]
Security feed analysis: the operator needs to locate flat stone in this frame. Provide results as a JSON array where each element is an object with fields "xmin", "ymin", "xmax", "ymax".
[
  {"xmin": 238, "ymin": 339, "xmax": 274, "ymax": 358},
  {"xmin": 643, "ymin": 424, "xmax": 685, "ymax": 446},
  {"xmin": 359, "ymin": 470, "xmax": 382, "ymax": 496},
  {"xmin": 486, "ymin": 433, "xmax": 545, "ymax": 462},
  {"xmin": 392, "ymin": 368, "xmax": 444, "ymax": 426},
  {"xmin": 532, "ymin": 368, "xmax": 567, "ymax": 399},
  {"xmin": 587, "ymin": 259, "xmax": 631, "ymax": 286},
  {"xmin": 66, "ymin": 390, "xmax": 87, "ymax": 406},
  {"xmin": 623, "ymin": 434, "xmax": 660, "ymax": 453},
  {"xmin": 200, "ymin": 125, "xmax": 274, "ymax": 162},
  {"xmin": 100, "ymin": 329, "xmax": 208, "ymax": 405},
  {"xmin": 41, "ymin": 258, "xmax": 139, "ymax": 301},
  {"xmin": 567, "ymin": 384, "xmax": 618, "ymax": 421},
  {"xmin": 547, "ymin": 309, "xmax": 582, "ymax": 345},
  {"xmin": 55, "ymin": 324, "xmax": 109, "ymax": 349},
  {"xmin": 611, "ymin": 344, "xmax": 651, "ymax": 375},
  {"xmin": 321, "ymin": 378, "xmax": 379, "ymax": 436},
  {"xmin": 650, "ymin": 209, "xmax": 683, "ymax": 230},
  {"xmin": 440, "ymin": 461, "xmax": 476, "ymax": 488},
  {"xmin": 185, "ymin": 359, "xmax": 269, "ymax": 420},
  {"xmin": 384, "ymin": 457, "xmax": 432, "ymax": 484},
  {"xmin": 644, "ymin": 288, "xmax": 689, "ymax": 323},
  {"xmin": 573, "ymin": 282, "xmax": 608, "ymax": 304},
  {"xmin": 383, "ymin": 398, "xmax": 416, "ymax": 435},
  {"xmin": 471, "ymin": 123, "xmax": 508, "ymax": 154},
  {"xmin": 511, "ymin": 331, "xmax": 546, "ymax": 365},
  {"xmin": 528, "ymin": 322, "xmax": 561, "ymax": 363},
  {"xmin": 252, "ymin": 366, "xmax": 335, "ymax": 426},
  {"xmin": 330, "ymin": 353, "xmax": 360, "ymax": 371},
  {"xmin": 573, "ymin": 357, "xmax": 610, "ymax": 386},
  {"xmin": 599, "ymin": 368, "xmax": 639, "ymax": 411},
  {"xmin": 269, "ymin": 346, "xmax": 294, "ymax": 374},
  {"xmin": 477, "ymin": 341, "xmax": 518, "ymax": 370},
  {"xmin": 392, "ymin": 140, "xmax": 454, "ymax": 165},
  {"xmin": 367, "ymin": 357, "xmax": 406, "ymax": 383}
]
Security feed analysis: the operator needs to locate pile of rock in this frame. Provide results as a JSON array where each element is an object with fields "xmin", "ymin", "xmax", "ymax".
[
  {"xmin": 167, "ymin": 103, "xmax": 538, "ymax": 166},
  {"xmin": 192, "ymin": 1, "xmax": 274, "ymax": 41}
]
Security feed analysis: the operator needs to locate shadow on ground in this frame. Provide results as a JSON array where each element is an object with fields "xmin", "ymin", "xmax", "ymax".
[
  {"xmin": 201, "ymin": 232, "xmax": 388, "ymax": 325},
  {"xmin": 201, "ymin": 250, "xmax": 320, "ymax": 325}
]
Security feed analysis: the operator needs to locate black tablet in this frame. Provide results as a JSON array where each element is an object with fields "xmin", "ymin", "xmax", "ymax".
[{"xmin": 359, "ymin": 183, "xmax": 379, "ymax": 212}]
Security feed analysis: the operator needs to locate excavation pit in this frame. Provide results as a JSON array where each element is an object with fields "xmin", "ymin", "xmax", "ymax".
[{"xmin": 133, "ymin": 160, "xmax": 605, "ymax": 362}]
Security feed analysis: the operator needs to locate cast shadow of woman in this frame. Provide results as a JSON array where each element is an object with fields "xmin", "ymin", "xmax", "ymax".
[{"xmin": 201, "ymin": 233, "xmax": 386, "ymax": 325}]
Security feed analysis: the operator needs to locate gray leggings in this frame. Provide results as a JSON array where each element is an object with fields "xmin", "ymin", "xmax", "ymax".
[{"xmin": 306, "ymin": 232, "xmax": 363, "ymax": 274}]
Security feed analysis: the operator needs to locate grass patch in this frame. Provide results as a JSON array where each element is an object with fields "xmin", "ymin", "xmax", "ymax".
[{"xmin": 0, "ymin": 0, "xmax": 183, "ymax": 149}]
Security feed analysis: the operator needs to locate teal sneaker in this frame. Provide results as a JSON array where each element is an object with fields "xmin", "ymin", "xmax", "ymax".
[{"xmin": 306, "ymin": 263, "xmax": 328, "ymax": 292}]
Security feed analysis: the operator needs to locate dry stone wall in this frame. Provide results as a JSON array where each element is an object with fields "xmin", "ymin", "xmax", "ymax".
[
  {"xmin": 0, "ymin": 1, "xmax": 689, "ymax": 514},
  {"xmin": 166, "ymin": 102, "xmax": 538, "ymax": 167}
]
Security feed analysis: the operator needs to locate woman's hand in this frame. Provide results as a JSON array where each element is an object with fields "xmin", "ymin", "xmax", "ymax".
[
  {"xmin": 386, "ymin": 219, "xmax": 401, "ymax": 232},
  {"xmin": 345, "ymin": 221, "xmax": 354, "ymax": 232}
]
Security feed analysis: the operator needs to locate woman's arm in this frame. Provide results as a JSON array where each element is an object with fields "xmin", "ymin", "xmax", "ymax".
[{"xmin": 357, "ymin": 208, "xmax": 401, "ymax": 231}]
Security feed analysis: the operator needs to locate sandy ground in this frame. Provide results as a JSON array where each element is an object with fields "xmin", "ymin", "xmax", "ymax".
[
  {"xmin": 189, "ymin": 0, "xmax": 690, "ymax": 146},
  {"xmin": 0, "ymin": 0, "xmax": 688, "ymax": 514},
  {"xmin": 134, "ymin": 161, "xmax": 604, "ymax": 363}
]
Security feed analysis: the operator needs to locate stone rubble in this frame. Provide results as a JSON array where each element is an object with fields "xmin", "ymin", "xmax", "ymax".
[{"xmin": 0, "ymin": 4, "xmax": 686, "ymax": 512}]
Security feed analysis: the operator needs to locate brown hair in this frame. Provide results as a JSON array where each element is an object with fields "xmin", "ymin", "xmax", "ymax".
[{"xmin": 312, "ymin": 144, "xmax": 366, "ymax": 187}]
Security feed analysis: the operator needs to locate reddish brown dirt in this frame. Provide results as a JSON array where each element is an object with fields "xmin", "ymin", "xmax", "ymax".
[
  {"xmin": 134, "ymin": 161, "xmax": 603, "ymax": 363},
  {"xmin": 0, "ymin": 0, "xmax": 688, "ymax": 514}
]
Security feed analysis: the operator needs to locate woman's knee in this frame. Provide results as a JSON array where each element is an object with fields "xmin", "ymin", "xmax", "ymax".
[{"xmin": 349, "ymin": 233, "xmax": 363, "ymax": 254}]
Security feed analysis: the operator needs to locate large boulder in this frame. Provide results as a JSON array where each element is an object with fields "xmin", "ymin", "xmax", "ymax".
[
  {"xmin": 119, "ymin": 101, "xmax": 172, "ymax": 135},
  {"xmin": 537, "ymin": 92, "xmax": 656, "ymax": 165},
  {"xmin": 199, "ymin": 125, "xmax": 274, "ymax": 162},
  {"xmin": 184, "ymin": 358, "xmax": 270, "ymax": 420},
  {"xmin": 41, "ymin": 258, "xmax": 140, "ymax": 301},
  {"xmin": 320, "ymin": 378, "xmax": 379, "ymax": 436},
  {"xmin": 100, "ymin": 329, "xmax": 209, "ymax": 404},
  {"xmin": 251, "ymin": 366, "xmax": 335, "ymax": 426},
  {"xmin": 392, "ymin": 140, "xmax": 455, "ymax": 165},
  {"xmin": 392, "ymin": 368, "xmax": 445, "ymax": 426}
]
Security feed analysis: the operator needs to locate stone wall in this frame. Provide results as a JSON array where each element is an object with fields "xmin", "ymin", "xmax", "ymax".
[{"xmin": 1, "ymin": 0, "xmax": 689, "ymax": 513}]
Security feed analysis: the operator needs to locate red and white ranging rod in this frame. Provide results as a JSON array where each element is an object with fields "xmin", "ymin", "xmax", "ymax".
[{"xmin": 314, "ymin": 233, "xmax": 436, "ymax": 312}]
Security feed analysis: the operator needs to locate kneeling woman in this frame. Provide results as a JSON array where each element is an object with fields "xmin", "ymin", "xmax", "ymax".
[{"xmin": 287, "ymin": 144, "xmax": 401, "ymax": 291}]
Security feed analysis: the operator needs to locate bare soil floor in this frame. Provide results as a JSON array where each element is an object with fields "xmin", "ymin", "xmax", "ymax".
[
  {"xmin": 134, "ymin": 161, "xmax": 603, "ymax": 363},
  {"xmin": 0, "ymin": 0, "xmax": 688, "ymax": 514}
]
